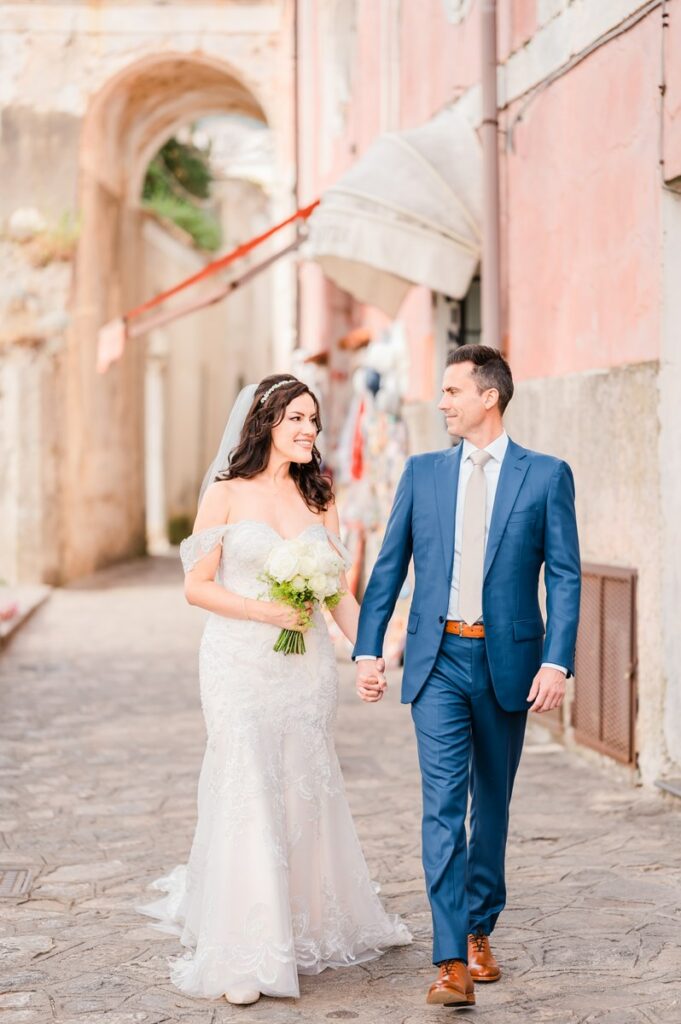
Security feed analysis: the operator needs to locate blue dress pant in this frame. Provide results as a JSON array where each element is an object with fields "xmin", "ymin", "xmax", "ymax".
[{"xmin": 410, "ymin": 632, "xmax": 527, "ymax": 964}]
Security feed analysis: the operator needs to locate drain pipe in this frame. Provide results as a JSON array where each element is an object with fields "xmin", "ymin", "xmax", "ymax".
[{"xmin": 480, "ymin": 0, "xmax": 502, "ymax": 350}]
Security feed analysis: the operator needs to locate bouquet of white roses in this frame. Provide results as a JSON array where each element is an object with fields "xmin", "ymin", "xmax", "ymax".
[{"xmin": 263, "ymin": 537, "xmax": 346, "ymax": 655}]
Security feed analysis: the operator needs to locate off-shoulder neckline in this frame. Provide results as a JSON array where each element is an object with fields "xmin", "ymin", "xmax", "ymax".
[{"xmin": 188, "ymin": 519, "xmax": 328, "ymax": 544}]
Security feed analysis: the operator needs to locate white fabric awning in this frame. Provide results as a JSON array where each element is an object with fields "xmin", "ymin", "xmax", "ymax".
[{"xmin": 304, "ymin": 108, "xmax": 482, "ymax": 317}]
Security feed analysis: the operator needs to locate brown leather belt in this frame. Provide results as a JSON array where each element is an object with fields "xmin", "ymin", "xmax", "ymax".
[{"xmin": 445, "ymin": 620, "xmax": 486, "ymax": 639}]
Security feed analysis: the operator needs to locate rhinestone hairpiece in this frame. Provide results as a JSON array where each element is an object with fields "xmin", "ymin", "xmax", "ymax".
[{"xmin": 260, "ymin": 379, "xmax": 296, "ymax": 404}]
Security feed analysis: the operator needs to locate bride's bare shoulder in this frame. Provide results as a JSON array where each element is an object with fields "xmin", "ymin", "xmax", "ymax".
[
  {"xmin": 194, "ymin": 479, "xmax": 233, "ymax": 531},
  {"xmin": 322, "ymin": 496, "xmax": 339, "ymax": 528}
]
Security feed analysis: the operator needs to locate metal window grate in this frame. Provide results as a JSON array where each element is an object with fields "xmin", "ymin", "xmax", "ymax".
[{"xmin": 572, "ymin": 563, "xmax": 637, "ymax": 765}]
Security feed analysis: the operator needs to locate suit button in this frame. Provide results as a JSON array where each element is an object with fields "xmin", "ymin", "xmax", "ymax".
[{"xmin": 438, "ymin": 616, "xmax": 444, "ymax": 624}]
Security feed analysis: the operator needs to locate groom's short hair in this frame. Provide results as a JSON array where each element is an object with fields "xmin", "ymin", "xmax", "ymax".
[{"xmin": 446, "ymin": 345, "xmax": 514, "ymax": 414}]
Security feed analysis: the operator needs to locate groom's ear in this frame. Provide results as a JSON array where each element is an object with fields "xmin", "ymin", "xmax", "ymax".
[{"xmin": 483, "ymin": 387, "xmax": 500, "ymax": 410}]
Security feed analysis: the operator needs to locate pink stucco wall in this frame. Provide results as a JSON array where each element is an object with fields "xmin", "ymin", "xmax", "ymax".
[
  {"xmin": 664, "ymin": 5, "xmax": 681, "ymax": 182},
  {"xmin": 498, "ymin": 0, "xmax": 538, "ymax": 62},
  {"xmin": 298, "ymin": 0, "xmax": 467, "ymax": 360},
  {"xmin": 505, "ymin": 14, "xmax": 662, "ymax": 379},
  {"xmin": 299, "ymin": 2, "xmax": 675, "ymax": 385},
  {"xmin": 399, "ymin": 0, "xmax": 480, "ymax": 127},
  {"xmin": 347, "ymin": 0, "xmax": 384, "ymax": 156},
  {"xmin": 298, "ymin": 0, "xmax": 473, "ymax": 202}
]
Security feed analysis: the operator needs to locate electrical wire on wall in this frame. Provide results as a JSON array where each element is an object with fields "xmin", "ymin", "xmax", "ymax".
[{"xmin": 505, "ymin": 0, "xmax": 666, "ymax": 153}]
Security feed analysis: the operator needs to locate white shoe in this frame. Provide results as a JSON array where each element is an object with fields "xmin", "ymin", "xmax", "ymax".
[{"xmin": 224, "ymin": 986, "xmax": 260, "ymax": 1005}]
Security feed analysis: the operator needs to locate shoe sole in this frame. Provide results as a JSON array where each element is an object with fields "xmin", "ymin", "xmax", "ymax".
[
  {"xmin": 470, "ymin": 973, "xmax": 501, "ymax": 983},
  {"xmin": 426, "ymin": 991, "xmax": 476, "ymax": 1007}
]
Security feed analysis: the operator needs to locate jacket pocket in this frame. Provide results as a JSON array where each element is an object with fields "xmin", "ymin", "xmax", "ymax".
[
  {"xmin": 407, "ymin": 611, "xmax": 420, "ymax": 634},
  {"xmin": 513, "ymin": 617, "xmax": 545, "ymax": 641},
  {"xmin": 507, "ymin": 510, "xmax": 537, "ymax": 526}
]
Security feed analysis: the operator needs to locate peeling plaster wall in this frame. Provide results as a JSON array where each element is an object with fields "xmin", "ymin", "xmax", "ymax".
[
  {"xmin": 0, "ymin": 109, "xmax": 80, "ymax": 221},
  {"xmin": 0, "ymin": 338, "xmax": 64, "ymax": 586},
  {"xmin": 0, "ymin": 1, "xmax": 295, "ymax": 583},
  {"xmin": 0, "ymin": 4, "xmax": 291, "ymax": 216},
  {"xmin": 0, "ymin": 244, "xmax": 71, "ymax": 585}
]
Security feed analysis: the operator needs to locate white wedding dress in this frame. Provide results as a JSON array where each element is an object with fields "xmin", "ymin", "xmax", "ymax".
[{"xmin": 139, "ymin": 520, "xmax": 411, "ymax": 999}]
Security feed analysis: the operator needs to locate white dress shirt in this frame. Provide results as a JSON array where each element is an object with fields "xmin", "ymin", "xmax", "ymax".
[
  {"xmin": 357, "ymin": 429, "xmax": 566, "ymax": 675},
  {"xmin": 447, "ymin": 431, "xmax": 509, "ymax": 621}
]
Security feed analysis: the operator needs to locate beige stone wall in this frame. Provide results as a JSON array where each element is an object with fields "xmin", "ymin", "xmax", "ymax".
[
  {"xmin": 0, "ymin": 1, "xmax": 295, "ymax": 583},
  {"xmin": 0, "ymin": 3, "xmax": 294, "ymax": 222},
  {"xmin": 0, "ymin": 240, "xmax": 71, "ymax": 585},
  {"xmin": 141, "ymin": 176, "xmax": 279, "ymax": 544},
  {"xmin": 0, "ymin": 340, "xmax": 61, "ymax": 585},
  {"xmin": 659, "ymin": 189, "xmax": 681, "ymax": 771},
  {"xmin": 0, "ymin": 108, "xmax": 80, "ymax": 222},
  {"xmin": 505, "ymin": 362, "xmax": 667, "ymax": 784}
]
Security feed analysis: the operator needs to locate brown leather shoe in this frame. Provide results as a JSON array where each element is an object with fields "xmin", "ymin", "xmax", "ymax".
[
  {"xmin": 426, "ymin": 960, "xmax": 475, "ymax": 1006},
  {"xmin": 467, "ymin": 932, "xmax": 501, "ymax": 982}
]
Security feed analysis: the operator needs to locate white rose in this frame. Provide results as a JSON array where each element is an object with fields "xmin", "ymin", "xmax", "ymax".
[
  {"xmin": 322, "ymin": 574, "xmax": 340, "ymax": 598},
  {"xmin": 297, "ymin": 554, "xmax": 318, "ymax": 577},
  {"xmin": 309, "ymin": 574, "xmax": 328, "ymax": 600},
  {"xmin": 305, "ymin": 541, "xmax": 331, "ymax": 570},
  {"xmin": 317, "ymin": 548, "xmax": 339, "ymax": 574},
  {"xmin": 266, "ymin": 544, "xmax": 301, "ymax": 582},
  {"xmin": 290, "ymin": 575, "xmax": 307, "ymax": 592}
]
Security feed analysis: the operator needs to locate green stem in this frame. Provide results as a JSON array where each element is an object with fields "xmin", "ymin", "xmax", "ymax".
[{"xmin": 274, "ymin": 628, "xmax": 307, "ymax": 655}]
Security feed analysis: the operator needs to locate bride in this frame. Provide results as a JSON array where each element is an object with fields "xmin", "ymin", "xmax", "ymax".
[{"xmin": 139, "ymin": 374, "xmax": 411, "ymax": 1004}]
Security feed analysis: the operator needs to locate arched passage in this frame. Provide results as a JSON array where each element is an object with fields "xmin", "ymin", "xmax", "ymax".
[{"xmin": 62, "ymin": 54, "xmax": 271, "ymax": 580}]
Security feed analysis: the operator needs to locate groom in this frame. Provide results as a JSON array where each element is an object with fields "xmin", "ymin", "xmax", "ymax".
[{"xmin": 354, "ymin": 345, "xmax": 580, "ymax": 1007}]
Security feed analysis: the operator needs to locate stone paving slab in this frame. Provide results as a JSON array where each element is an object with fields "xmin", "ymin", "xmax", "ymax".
[{"xmin": 0, "ymin": 554, "xmax": 680, "ymax": 1023}]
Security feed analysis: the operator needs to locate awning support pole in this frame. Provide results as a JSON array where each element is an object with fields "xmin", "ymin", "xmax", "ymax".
[{"xmin": 480, "ymin": 0, "xmax": 502, "ymax": 349}]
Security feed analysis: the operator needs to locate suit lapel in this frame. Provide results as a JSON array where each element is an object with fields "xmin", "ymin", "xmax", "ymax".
[
  {"xmin": 484, "ymin": 438, "xmax": 529, "ymax": 579},
  {"xmin": 434, "ymin": 444, "xmax": 462, "ymax": 579}
]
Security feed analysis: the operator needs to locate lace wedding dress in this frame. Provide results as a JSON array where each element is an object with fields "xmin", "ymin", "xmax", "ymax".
[{"xmin": 139, "ymin": 520, "xmax": 411, "ymax": 999}]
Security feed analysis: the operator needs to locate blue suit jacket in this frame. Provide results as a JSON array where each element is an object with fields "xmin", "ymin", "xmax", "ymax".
[{"xmin": 354, "ymin": 439, "xmax": 581, "ymax": 712}]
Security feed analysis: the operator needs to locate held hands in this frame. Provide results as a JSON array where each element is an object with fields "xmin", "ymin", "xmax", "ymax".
[
  {"xmin": 526, "ymin": 666, "xmax": 566, "ymax": 713},
  {"xmin": 355, "ymin": 658, "xmax": 387, "ymax": 703}
]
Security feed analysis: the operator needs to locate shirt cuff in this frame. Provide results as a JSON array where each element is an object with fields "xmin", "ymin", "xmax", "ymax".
[
  {"xmin": 355, "ymin": 655, "xmax": 377, "ymax": 661},
  {"xmin": 542, "ymin": 662, "xmax": 567, "ymax": 675}
]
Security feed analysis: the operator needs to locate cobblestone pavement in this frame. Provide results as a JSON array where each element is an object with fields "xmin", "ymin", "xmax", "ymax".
[{"xmin": 1, "ymin": 554, "xmax": 680, "ymax": 1024}]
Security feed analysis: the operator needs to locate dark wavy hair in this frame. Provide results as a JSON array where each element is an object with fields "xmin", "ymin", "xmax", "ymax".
[{"xmin": 215, "ymin": 374, "xmax": 333, "ymax": 514}]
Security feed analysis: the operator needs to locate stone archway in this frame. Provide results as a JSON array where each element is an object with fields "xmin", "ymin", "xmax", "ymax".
[{"xmin": 62, "ymin": 54, "xmax": 270, "ymax": 581}]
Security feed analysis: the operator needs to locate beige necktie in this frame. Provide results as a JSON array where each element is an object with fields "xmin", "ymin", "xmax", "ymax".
[{"xmin": 459, "ymin": 449, "xmax": 492, "ymax": 625}]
